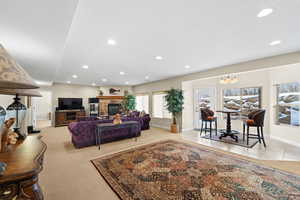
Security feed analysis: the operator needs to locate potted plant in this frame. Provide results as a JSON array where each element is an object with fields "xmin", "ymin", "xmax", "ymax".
[
  {"xmin": 122, "ymin": 94, "xmax": 136, "ymax": 114},
  {"xmin": 165, "ymin": 88, "xmax": 184, "ymax": 133}
]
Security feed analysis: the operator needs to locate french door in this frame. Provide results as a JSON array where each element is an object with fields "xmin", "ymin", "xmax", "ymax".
[{"xmin": 193, "ymin": 87, "xmax": 216, "ymax": 130}]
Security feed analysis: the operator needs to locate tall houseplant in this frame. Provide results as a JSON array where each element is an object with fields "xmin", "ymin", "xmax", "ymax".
[
  {"xmin": 122, "ymin": 94, "xmax": 136, "ymax": 114},
  {"xmin": 165, "ymin": 88, "xmax": 184, "ymax": 133}
]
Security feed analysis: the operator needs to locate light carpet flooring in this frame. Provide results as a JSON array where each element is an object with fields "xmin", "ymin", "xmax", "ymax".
[{"xmin": 39, "ymin": 126, "xmax": 300, "ymax": 200}]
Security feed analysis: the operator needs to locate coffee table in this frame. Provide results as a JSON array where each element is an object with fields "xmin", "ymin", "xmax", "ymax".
[{"xmin": 96, "ymin": 121, "xmax": 139, "ymax": 150}]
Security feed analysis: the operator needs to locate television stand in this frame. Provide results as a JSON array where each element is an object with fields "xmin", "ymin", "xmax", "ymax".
[{"xmin": 55, "ymin": 110, "xmax": 85, "ymax": 127}]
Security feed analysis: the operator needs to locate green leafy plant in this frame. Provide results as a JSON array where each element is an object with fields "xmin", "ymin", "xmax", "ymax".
[
  {"xmin": 122, "ymin": 94, "xmax": 136, "ymax": 113},
  {"xmin": 165, "ymin": 88, "xmax": 184, "ymax": 124}
]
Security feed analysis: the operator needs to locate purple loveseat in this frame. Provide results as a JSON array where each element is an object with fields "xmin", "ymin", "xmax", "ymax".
[
  {"xmin": 127, "ymin": 111, "xmax": 151, "ymax": 131},
  {"xmin": 68, "ymin": 117, "xmax": 143, "ymax": 148}
]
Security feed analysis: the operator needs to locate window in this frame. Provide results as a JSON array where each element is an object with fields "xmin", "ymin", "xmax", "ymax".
[
  {"xmin": 194, "ymin": 88, "xmax": 216, "ymax": 129},
  {"xmin": 152, "ymin": 93, "xmax": 171, "ymax": 118},
  {"xmin": 136, "ymin": 95, "xmax": 149, "ymax": 113},
  {"xmin": 223, "ymin": 87, "xmax": 261, "ymax": 118},
  {"xmin": 195, "ymin": 88, "xmax": 216, "ymax": 111},
  {"xmin": 276, "ymin": 82, "xmax": 300, "ymax": 126}
]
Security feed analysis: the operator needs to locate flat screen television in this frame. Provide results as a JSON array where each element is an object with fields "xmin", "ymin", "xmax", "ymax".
[{"xmin": 58, "ymin": 98, "xmax": 83, "ymax": 110}]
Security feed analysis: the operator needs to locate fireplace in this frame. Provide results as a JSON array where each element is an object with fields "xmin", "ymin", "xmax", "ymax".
[{"xmin": 108, "ymin": 104, "xmax": 122, "ymax": 115}]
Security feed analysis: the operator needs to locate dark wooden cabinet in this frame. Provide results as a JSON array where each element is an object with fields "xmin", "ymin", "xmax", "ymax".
[
  {"xmin": 0, "ymin": 136, "xmax": 47, "ymax": 200},
  {"xmin": 55, "ymin": 110, "xmax": 85, "ymax": 127}
]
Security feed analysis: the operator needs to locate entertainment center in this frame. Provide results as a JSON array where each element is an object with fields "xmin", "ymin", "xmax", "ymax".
[
  {"xmin": 55, "ymin": 110, "xmax": 85, "ymax": 127},
  {"xmin": 55, "ymin": 98, "xmax": 85, "ymax": 127}
]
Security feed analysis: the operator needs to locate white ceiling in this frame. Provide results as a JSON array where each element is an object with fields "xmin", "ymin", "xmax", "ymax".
[{"xmin": 1, "ymin": 0, "xmax": 300, "ymax": 86}]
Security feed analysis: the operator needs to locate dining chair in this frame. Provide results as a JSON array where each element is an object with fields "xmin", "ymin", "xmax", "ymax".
[
  {"xmin": 200, "ymin": 108, "xmax": 218, "ymax": 138},
  {"xmin": 243, "ymin": 109, "xmax": 266, "ymax": 147}
]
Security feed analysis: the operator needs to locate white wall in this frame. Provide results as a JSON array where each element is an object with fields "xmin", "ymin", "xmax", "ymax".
[
  {"xmin": 133, "ymin": 51, "xmax": 300, "ymax": 131},
  {"xmin": 182, "ymin": 63, "xmax": 300, "ymax": 145},
  {"xmin": 182, "ymin": 69, "xmax": 271, "ymax": 134},
  {"xmin": 269, "ymin": 64, "xmax": 300, "ymax": 145},
  {"xmin": 34, "ymin": 90, "xmax": 52, "ymax": 120}
]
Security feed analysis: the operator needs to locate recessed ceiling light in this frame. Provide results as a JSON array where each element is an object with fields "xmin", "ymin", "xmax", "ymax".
[
  {"xmin": 107, "ymin": 39, "xmax": 117, "ymax": 46},
  {"xmin": 82, "ymin": 65, "xmax": 89, "ymax": 69},
  {"xmin": 72, "ymin": 75, "xmax": 78, "ymax": 79},
  {"xmin": 269, "ymin": 40, "xmax": 281, "ymax": 46},
  {"xmin": 155, "ymin": 56, "xmax": 163, "ymax": 60},
  {"xmin": 257, "ymin": 8, "xmax": 273, "ymax": 18},
  {"xmin": 92, "ymin": 83, "xmax": 96, "ymax": 86},
  {"xmin": 184, "ymin": 65, "xmax": 191, "ymax": 69},
  {"xmin": 125, "ymin": 81, "xmax": 129, "ymax": 85},
  {"xmin": 67, "ymin": 81, "xmax": 71, "ymax": 84},
  {"xmin": 120, "ymin": 71, "xmax": 125, "ymax": 75},
  {"xmin": 102, "ymin": 78, "xmax": 107, "ymax": 82},
  {"xmin": 145, "ymin": 76, "xmax": 149, "ymax": 80}
]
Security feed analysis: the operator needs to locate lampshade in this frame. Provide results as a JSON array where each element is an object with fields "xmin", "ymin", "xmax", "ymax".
[
  {"xmin": 0, "ymin": 88, "xmax": 42, "ymax": 97},
  {"xmin": 0, "ymin": 44, "xmax": 38, "ymax": 89}
]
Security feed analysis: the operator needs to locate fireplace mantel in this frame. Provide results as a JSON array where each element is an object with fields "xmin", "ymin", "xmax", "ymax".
[{"xmin": 97, "ymin": 96, "xmax": 124, "ymax": 100}]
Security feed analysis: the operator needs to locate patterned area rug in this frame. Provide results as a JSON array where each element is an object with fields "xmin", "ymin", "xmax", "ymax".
[{"xmin": 91, "ymin": 140, "xmax": 300, "ymax": 200}]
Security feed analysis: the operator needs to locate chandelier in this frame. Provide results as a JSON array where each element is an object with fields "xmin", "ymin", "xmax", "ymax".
[{"xmin": 219, "ymin": 74, "xmax": 238, "ymax": 84}]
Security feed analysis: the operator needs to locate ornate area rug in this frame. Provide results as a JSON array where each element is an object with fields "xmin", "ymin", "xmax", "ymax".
[{"xmin": 91, "ymin": 140, "xmax": 300, "ymax": 200}]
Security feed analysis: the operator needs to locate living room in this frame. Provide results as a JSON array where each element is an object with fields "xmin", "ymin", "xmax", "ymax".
[{"xmin": 1, "ymin": 1, "xmax": 300, "ymax": 200}]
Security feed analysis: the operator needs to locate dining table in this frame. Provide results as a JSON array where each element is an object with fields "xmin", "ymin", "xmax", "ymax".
[{"xmin": 216, "ymin": 110, "xmax": 240, "ymax": 142}]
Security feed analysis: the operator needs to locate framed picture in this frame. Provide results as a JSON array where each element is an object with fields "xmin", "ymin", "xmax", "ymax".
[{"xmin": 109, "ymin": 88, "xmax": 121, "ymax": 95}]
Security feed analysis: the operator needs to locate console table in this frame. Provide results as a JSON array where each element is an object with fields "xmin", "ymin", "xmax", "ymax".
[
  {"xmin": 0, "ymin": 136, "xmax": 47, "ymax": 200},
  {"xmin": 96, "ymin": 121, "xmax": 139, "ymax": 150}
]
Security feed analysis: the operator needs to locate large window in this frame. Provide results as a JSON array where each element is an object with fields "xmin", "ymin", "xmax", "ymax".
[
  {"xmin": 136, "ymin": 95, "xmax": 149, "ymax": 113},
  {"xmin": 152, "ymin": 93, "xmax": 171, "ymax": 118},
  {"xmin": 223, "ymin": 87, "xmax": 261, "ymax": 118},
  {"xmin": 276, "ymin": 82, "xmax": 300, "ymax": 126}
]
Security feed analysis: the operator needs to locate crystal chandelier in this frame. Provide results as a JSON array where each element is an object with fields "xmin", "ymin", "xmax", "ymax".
[{"xmin": 219, "ymin": 74, "xmax": 238, "ymax": 84}]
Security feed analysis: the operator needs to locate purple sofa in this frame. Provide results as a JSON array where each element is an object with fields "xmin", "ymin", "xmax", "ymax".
[
  {"xmin": 68, "ymin": 117, "xmax": 143, "ymax": 148},
  {"xmin": 128, "ymin": 111, "xmax": 151, "ymax": 130}
]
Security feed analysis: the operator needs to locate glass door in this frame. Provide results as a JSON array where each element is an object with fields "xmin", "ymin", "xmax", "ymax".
[{"xmin": 193, "ymin": 88, "xmax": 216, "ymax": 130}]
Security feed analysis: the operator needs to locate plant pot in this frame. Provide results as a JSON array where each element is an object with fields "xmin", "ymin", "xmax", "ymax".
[{"xmin": 170, "ymin": 124, "xmax": 178, "ymax": 133}]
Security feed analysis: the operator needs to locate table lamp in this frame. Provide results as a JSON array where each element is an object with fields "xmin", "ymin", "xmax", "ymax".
[{"xmin": 0, "ymin": 89, "xmax": 42, "ymax": 139}]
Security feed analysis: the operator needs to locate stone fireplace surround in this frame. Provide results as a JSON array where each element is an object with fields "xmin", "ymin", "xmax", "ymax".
[{"xmin": 97, "ymin": 96, "xmax": 124, "ymax": 116}]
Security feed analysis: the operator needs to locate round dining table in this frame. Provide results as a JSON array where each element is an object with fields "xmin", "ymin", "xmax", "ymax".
[{"xmin": 216, "ymin": 110, "xmax": 240, "ymax": 142}]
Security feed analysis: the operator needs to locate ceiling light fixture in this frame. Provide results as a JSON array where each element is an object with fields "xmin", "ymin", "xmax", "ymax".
[
  {"xmin": 257, "ymin": 8, "xmax": 273, "ymax": 18},
  {"xmin": 72, "ymin": 75, "xmax": 78, "ymax": 79},
  {"xmin": 219, "ymin": 74, "xmax": 238, "ymax": 84},
  {"xmin": 107, "ymin": 39, "xmax": 117, "ymax": 46},
  {"xmin": 269, "ymin": 40, "xmax": 281, "ymax": 46},
  {"xmin": 82, "ymin": 65, "xmax": 89, "ymax": 69},
  {"xmin": 145, "ymin": 76, "xmax": 149, "ymax": 80},
  {"xmin": 155, "ymin": 56, "xmax": 163, "ymax": 60},
  {"xmin": 184, "ymin": 65, "xmax": 191, "ymax": 69},
  {"xmin": 120, "ymin": 71, "xmax": 125, "ymax": 75},
  {"xmin": 102, "ymin": 78, "xmax": 107, "ymax": 82}
]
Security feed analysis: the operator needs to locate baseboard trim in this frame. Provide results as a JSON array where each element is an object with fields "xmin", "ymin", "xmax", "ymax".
[
  {"xmin": 182, "ymin": 128, "xmax": 194, "ymax": 132},
  {"xmin": 270, "ymin": 135, "xmax": 300, "ymax": 147},
  {"xmin": 150, "ymin": 124, "xmax": 169, "ymax": 130}
]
